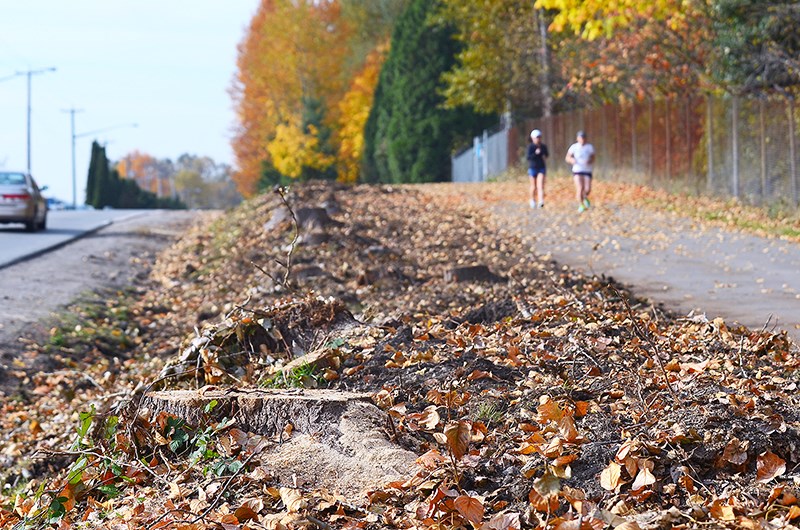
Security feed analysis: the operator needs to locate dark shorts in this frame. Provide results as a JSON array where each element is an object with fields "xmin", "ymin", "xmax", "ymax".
[
  {"xmin": 528, "ymin": 167, "xmax": 546, "ymax": 177},
  {"xmin": 573, "ymin": 171, "xmax": 592, "ymax": 178}
]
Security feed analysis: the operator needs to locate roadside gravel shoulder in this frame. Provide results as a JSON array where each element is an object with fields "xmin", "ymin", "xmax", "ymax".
[{"xmin": 0, "ymin": 210, "xmax": 207, "ymax": 361}]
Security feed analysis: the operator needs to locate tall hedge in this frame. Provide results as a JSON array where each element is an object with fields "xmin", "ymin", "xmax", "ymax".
[
  {"xmin": 362, "ymin": 0, "xmax": 494, "ymax": 183},
  {"xmin": 85, "ymin": 142, "xmax": 184, "ymax": 210}
]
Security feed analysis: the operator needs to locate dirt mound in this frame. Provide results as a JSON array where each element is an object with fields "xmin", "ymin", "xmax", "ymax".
[{"xmin": 2, "ymin": 182, "xmax": 799, "ymax": 530}]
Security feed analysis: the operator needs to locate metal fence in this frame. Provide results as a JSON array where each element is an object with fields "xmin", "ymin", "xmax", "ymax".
[
  {"xmin": 452, "ymin": 126, "xmax": 510, "ymax": 182},
  {"xmin": 524, "ymin": 95, "xmax": 800, "ymax": 208}
]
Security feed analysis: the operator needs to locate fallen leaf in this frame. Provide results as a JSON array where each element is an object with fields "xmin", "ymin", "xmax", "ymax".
[
  {"xmin": 279, "ymin": 487, "xmax": 307, "ymax": 513},
  {"xmin": 479, "ymin": 511, "xmax": 521, "ymax": 530},
  {"xmin": 444, "ymin": 421, "xmax": 471, "ymax": 460},
  {"xmin": 600, "ymin": 462, "xmax": 623, "ymax": 491},
  {"xmin": 631, "ymin": 461, "xmax": 656, "ymax": 491},
  {"xmin": 756, "ymin": 451, "xmax": 786, "ymax": 483},
  {"xmin": 454, "ymin": 495, "xmax": 485, "ymax": 525},
  {"xmin": 709, "ymin": 500, "xmax": 735, "ymax": 521}
]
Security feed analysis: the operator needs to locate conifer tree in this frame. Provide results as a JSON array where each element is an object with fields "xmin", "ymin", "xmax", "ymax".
[{"xmin": 362, "ymin": 0, "xmax": 494, "ymax": 183}]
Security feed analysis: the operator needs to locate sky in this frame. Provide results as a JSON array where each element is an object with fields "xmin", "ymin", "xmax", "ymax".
[{"xmin": 0, "ymin": 1, "xmax": 259, "ymax": 205}]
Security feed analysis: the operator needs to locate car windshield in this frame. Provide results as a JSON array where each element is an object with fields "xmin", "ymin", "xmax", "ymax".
[{"xmin": 0, "ymin": 172, "xmax": 27, "ymax": 186}]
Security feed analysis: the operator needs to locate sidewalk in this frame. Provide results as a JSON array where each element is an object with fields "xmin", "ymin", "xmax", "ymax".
[{"xmin": 462, "ymin": 180, "xmax": 800, "ymax": 344}]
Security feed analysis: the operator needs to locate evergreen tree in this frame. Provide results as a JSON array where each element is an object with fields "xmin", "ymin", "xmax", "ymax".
[
  {"xmin": 362, "ymin": 0, "xmax": 494, "ymax": 183},
  {"xmin": 85, "ymin": 141, "xmax": 101, "ymax": 206},
  {"xmin": 85, "ymin": 141, "xmax": 185, "ymax": 209}
]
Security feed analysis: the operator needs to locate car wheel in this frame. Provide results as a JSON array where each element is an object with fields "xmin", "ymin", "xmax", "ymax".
[
  {"xmin": 25, "ymin": 209, "xmax": 39, "ymax": 232},
  {"xmin": 38, "ymin": 212, "xmax": 47, "ymax": 231}
]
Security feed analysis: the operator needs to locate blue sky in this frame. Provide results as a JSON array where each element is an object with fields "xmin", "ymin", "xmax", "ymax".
[{"xmin": 0, "ymin": 1, "xmax": 258, "ymax": 204}]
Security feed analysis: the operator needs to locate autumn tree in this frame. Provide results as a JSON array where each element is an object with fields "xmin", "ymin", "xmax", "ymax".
[
  {"xmin": 534, "ymin": 0, "xmax": 716, "ymax": 101},
  {"xmin": 362, "ymin": 0, "xmax": 495, "ymax": 183},
  {"xmin": 231, "ymin": 0, "xmax": 350, "ymax": 195},
  {"xmin": 118, "ymin": 151, "xmax": 175, "ymax": 198},
  {"xmin": 713, "ymin": 0, "xmax": 800, "ymax": 93},
  {"xmin": 335, "ymin": 46, "xmax": 387, "ymax": 183},
  {"xmin": 435, "ymin": 0, "xmax": 555, "ymax": 118},
  {"xmin": 86, "ymin": 144, "xmax": 184, "ymax": 209}
]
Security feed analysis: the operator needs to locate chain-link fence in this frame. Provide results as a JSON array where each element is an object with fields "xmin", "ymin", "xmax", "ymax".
[{"xmin": 523, "ymin": 95, "xmax": 800, "ymax": 208}]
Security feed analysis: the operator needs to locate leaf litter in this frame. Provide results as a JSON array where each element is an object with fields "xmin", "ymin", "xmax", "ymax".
[{"xmin": 0, "ymin": 181, "xmax": 798, "ymax": 529}]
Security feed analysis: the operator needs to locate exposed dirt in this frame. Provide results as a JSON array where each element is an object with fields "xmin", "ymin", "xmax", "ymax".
[
  {"xmin": 0, "ymin": 182, "xmax": 798, "ymax": 530},
  {"xmin": 0, "ymin": 210, "xmax": 207, "ymax": 396}
]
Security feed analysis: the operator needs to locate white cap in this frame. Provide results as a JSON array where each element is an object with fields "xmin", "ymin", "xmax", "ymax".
[{"xmin": 530, "ymin": 129, "xmax": 542, "ymax": 139}]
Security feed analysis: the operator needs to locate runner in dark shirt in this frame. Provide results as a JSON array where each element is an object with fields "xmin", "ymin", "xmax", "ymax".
[{"xmin": 527, "ymin": 129, "xmax": 549, "ymax": 209}]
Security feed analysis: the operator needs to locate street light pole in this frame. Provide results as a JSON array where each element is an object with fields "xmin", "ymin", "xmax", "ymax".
[
  {"xmin": 62, "ymin": 107, "xmax": 84, "ymax": 209},
  {"xmin": 16, "ymin": 67, "xmax": 56, "ymax": 174}
]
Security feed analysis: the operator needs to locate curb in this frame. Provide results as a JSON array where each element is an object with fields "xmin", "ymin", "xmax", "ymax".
[{"xmin": 0, "ymin": 211, "xmax": 148, "ymax": 271}]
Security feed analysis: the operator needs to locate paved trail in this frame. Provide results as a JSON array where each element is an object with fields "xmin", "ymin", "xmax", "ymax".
[{"xmin": 464, "ymin": 181, "xmax": 800, "ymax": 344}]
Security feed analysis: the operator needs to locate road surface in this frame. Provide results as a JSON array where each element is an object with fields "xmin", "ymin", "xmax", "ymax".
[
  {"xmin": 489, "ymin": 197, "xmax": 800, "ymax": 344},
  {"xmin": 0, "ymin": 209, "xmax": 151, "ymax": 269},
  {"xmin": 0, "ymin": 210, "xmax": 200, "ymax": 350}
]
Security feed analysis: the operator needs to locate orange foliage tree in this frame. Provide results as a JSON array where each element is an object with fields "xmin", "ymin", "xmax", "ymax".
[
  {"xmin": 537, "ymin": 0, "xmax": 715, "ymax": 101},
  {"xmin": 231, "ymin": 0, "xmax": 349, "ymax": 196},
  {"xmin": 118, "ymin": 150, "xmax": 174, "ymax": 198}
]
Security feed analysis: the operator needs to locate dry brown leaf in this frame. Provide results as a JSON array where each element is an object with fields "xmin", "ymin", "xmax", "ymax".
[
  {"xmin": 444, "ymin": 420, "xmax": 471, "ymax": 460},
  {"xmin": 279, "ymin": 487, "xmax": 307, "ymax": 513},
  {"xmin": 756, "ymin": 451, "xmax": 786, "ymax": 483},
  {"xmin": 709, "ymin": 500, "xmax": 735, "ymax": 521},
  {"xmin": 479, "ymin": 511, "xmax": 521, "ymax": 530},
  {"xmin": 454, "ymin": 495, "xmax": 485, "ymax": 525},
  {"xmin": 408, "ymin": 405, "xmax": 440, "ymax": 431},
  {"xmin": 631, "ymin": 461, "xmax": 656, "ymax": 491},
  {"xmin": 537, "ymin": 396, "xmax": 564, "ymax": 423},
  {"xmin": 721, "ymin": 437, "xmax": 749, "ymax": 466},
  {"xmin": 600, "ymin": 461, "xmax": 623, "ymax": 491},
  {"xmin": 416, "ymin": 448, "xmax": 447, "ymax": 468},
  {"xmin": 234, "ymin": 504, "xmax": 259, "ymax": 522},
  {"xmin": 528, "ymin": 487, "xmax": 559, "ymax": 513}
]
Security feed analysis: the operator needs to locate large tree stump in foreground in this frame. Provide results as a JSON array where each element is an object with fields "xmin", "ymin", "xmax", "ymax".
[{"xmin": 140, "ymin": 389, "xmax": 418, "ymax": 500}]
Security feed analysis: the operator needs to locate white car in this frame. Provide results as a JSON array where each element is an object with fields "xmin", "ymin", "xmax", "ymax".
[{"xmin": 0, "ymin": 171, "xmax": 48, "ymax": 231}]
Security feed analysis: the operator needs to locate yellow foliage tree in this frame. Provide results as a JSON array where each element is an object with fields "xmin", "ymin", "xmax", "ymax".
[
  {"xmin": 534, "ymin": 0, "xmax": 706, "ymax": 41},
  {"xmin": 231, "ymin": 0, "xmax": 349, "ymax": 196},
  {"xmin": 335, "ymin": 45, "xmax": 387, "ymax": 184},
  {"xmin": 268, "ymin": 120, "xmax": 335, "ymax": 179}
]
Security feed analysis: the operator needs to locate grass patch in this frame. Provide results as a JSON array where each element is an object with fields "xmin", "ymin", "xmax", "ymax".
[{"xmin": 265, "ymin": 362, "xmax": 325, "ymax": 389}]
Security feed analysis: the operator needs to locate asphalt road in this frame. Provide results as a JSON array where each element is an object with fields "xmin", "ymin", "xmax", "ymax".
[
  {"xmin": 0, "ymin": 209, "xmax": 150, "ymax": 269},
  {"xmin": 0, "ymin": 209, "xmax": 200, "ymax": 350},
  {"xmin": 491, "ymin": 199, "xmax": 800, "ymax": 344}
]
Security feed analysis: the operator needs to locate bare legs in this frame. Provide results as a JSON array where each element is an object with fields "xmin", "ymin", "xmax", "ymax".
[
  {"xmin": 529, "ymin": 173, "xmax": 546, "ymax": 207},
  {"xmin": 573, "ymin": 174, "xmax": 591, "ymax": 210}
]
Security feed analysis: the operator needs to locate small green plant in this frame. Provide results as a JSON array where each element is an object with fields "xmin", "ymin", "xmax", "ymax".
[
  {"xmin": 266, "ymin": 361, "xmax": 324, "ymax": 388},
  {"xmin": 473, "ymin": 402, "xmax": 504, "ymax": 424}
]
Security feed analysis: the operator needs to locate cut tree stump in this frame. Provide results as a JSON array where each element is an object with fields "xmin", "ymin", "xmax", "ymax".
[
  {"xmin": 140, "ymin": 388, "xmax": 418, "ymax": 500},
  {"xmin": 444, "ymin": 265, "xmax": 506, "ymax": 283},
  {"xmin": 141, "ymin": 388, "xmax": 367, "ymax": 436}
]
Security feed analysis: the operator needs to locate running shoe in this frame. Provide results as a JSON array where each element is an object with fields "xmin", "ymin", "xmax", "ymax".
[
  {"xmin": 538, "ymin": 203, "xmax": 545, "ymax": 209},
  {"xmin": 583, "ymin": 198, "xmax": 591, "ymax": 209},
  {"xmin": 529, "ymin": 200, "xmax": 537, "ymax": 209},
  {"xmin": 577, "ymin": 204, "xmax": 586, "ymax": 213}
]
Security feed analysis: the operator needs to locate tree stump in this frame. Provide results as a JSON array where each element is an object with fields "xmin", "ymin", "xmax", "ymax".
[
  {"xmin": 444, "ymin": 265, "xmax": 506, "ymax": 283},
  {"xmin": 140, "ymin": 388, "xmax": 418, "ymax": 500}
]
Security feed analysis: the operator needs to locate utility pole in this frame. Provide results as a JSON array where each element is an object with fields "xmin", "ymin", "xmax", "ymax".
[
  {"xmin": 62, "ymin": 107, "xmax": 84, "ymax": 209},
  {"xmin": 15, "ymin": 67, "xmax": 57, "ymax": 174}
]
